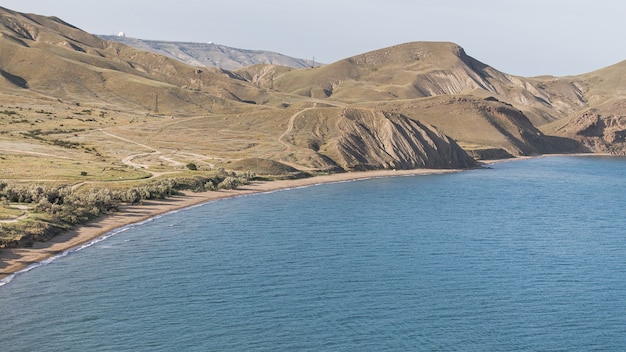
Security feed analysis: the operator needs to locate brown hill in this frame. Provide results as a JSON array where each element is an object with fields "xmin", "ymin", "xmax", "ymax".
[
  {"xmin": 363, "ymin": 95, "xmax": 583, "ymax": 158},
  {"xmin": 2, "ymin": 5, "xmax": 626, "ymax": 180},
  {"xmin": 0, "ymin": 6, "xmax": 479, "ymax": 178},
  {"xmin": 269, "ymin": 107, "xmax": 477, "ymax": 171},
  {"xmin": 244, "ymin": 41, "xmax": 589, "ymax": 157},
  {"xmin": 237, "ymin": 41, "xmax": 626, "ymax": 157},
  {"xmin": 268, "ymin": 42, "xmax": 563, "ymax": 117},
  {"xmin": 0, "ymin": 7, "xmax": 265, "ymax": 116},
  {"xmin": 537, "ymin": 61, "xmax": 626, "ymax": 153}
]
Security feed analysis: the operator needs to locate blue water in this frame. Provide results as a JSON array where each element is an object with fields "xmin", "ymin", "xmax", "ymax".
[{"xmin": 1, "ymin": 156, "xmax": 625, "ymax": 351}]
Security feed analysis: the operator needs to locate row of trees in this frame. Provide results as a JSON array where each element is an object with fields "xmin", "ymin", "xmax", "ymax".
[{"xmin": 0, "ymin": 172, "xmax": 254, "ymax": 248}]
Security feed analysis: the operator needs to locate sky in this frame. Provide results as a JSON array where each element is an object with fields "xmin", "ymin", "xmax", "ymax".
[{"xmin": 2, "ymin": 0, "xmax": 625, "ymax": 77}]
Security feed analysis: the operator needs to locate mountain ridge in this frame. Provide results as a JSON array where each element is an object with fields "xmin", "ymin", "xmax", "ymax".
[
  {"xmin": 0, "ymin": 6, "xmax": 478, "ymax": 176},
  {"xmin": 238, "ymin": 40, "xmax": 624, "ymax": 156},
  {"xmin": 98, "ymin": 35, "xmax": 315, "ymax": 70},
  {"xmin": 1, "ymin": 5, "xmax": 626, "ymax": 180}
]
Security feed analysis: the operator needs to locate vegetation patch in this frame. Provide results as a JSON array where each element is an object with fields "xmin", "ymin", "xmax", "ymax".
[
  {"xmin": 0, "ymin": 205, "xmax": 24, "ymax": 220},
  {"xmin": 0, "ymin": 172, "xmax": 255, "ymax": 248}
]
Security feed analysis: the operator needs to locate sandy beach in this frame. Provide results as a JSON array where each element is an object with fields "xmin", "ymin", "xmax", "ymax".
[{"xmin": 0, "ymin": 168, "xmax": 462, "ymax": 281}]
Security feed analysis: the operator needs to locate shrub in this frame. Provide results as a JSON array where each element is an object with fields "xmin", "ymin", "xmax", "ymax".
[
  {"xmin": 218, "ymin": 176, "xmax": 239, "ymax": 190},
  {"xmin": 0, "ymin": 174, "xmax": 253, "ymax": 248}
]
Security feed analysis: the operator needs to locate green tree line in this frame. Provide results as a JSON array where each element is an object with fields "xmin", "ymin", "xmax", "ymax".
[{"xmin": 0, "ymin": 172, "xmax": 254, "ymax": 248}]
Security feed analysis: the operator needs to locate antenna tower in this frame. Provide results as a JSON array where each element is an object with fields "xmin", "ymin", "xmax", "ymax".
[{"xmin": 196, "ymin": 69, "xmax": 203, "ymax": 90}]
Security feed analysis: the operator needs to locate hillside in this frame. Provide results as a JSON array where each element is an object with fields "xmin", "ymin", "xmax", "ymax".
[
  {"xmin": 0, "ymin": 8, "xmax": 274, "ymax": 116},
  {"xmin": 537, "ymin": 61, "xmax": 626, "ymax": 154},
  {"xmin": 99, "ymin": 35, "xmax": 314, "ymax": 70},
  {"xmin": 3, "ymin": 5, "xmax": 626, "ymax": 249},
  {"xmin": 235, "ymin": 41, "xmax": 623, "ymax": 156},
  {"xmin": 1, "ymin": 5, "xmax": 625, "ymax": 182},
  {"xmin": 0, "ymin": 6, "xmax": 478, "ymax": 185}
]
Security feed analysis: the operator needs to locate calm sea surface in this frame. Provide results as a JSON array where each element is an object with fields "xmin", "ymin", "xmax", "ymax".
[{"xmin": 1, "ymin": 156, "xmax": 625, "ymax": 351}]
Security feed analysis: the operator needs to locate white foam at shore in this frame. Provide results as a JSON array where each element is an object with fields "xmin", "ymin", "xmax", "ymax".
[{"xmin": 0, "ymin": 224, "xmax": 140, "ymax": 287}]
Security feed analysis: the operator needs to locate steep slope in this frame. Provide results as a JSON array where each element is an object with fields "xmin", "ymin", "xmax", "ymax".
[
  {"xmin": 259, "ymin": 41, "xmax": 624, "ymax": 157},
  {"xmin": 328, "ymin": 108, "xmax": 477, "ymax": 170},
  {"xmin": 550, "ymin": 108, "xmax": 626, "ymax": 154},
  {"xmin": 274, "ymin": 107, "xmax": 477, "ymax": 171},
  {"xmin": 366, "ymin": 95, "xmax": 583, "ymax": 158},
  {"xmin": 271, "ymin": 42, "xmax": 571, "ymax": 123},
  {"xmin": 0, "ymin": 7, "xmax": 266, "ymax": 115},
  {"xmin": 99, "ymin": 35, "xmax": 314, "ymax": 70},
  {"xmin": 540, "ymin": 61, "xmax": 626, "ymax": 154},
  {"xmin": 0, "ymin": 6, "xmax": 478, "ymax": 176}
]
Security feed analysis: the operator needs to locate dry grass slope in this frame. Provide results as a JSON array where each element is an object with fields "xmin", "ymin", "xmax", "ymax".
[
  {"xmin": 1, "ymin": 5, "xmax": 626, "ymax": 251},
  {"xmin": 1, "ymin": 5, "xmax": 625, "ymax": 183}
]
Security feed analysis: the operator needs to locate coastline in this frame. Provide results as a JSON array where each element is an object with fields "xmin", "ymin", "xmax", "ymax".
[{"xmin": 0, "ymin": 168, "xmax": 462, "ymax": 281}]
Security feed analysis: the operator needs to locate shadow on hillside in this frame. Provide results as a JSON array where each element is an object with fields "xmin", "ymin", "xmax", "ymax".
[
  {"xmin": 535, "ymin": 135, "xmax": 589, "ymax": 154},
  {"xmin": 0, "ymin": 69, "xmax": 28, "ymax": 89}
]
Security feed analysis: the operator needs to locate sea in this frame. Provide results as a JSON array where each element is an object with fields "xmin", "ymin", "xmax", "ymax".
[{"xmin": 0, "ymin": 156, "xmax": 625, "ymax": 351}]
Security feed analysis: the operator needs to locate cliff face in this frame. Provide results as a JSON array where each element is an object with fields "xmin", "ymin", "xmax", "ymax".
[
  {"xmin": 264, "ymin": 42, "xmax": 595, "ymax": 158},
  {"xmin": 555, "ymin": 109, "xmax": 626, "ymax": 154},
  {"xmin": 321, "ymin": 108, "xmax": 477, "ymax": 170},
  {"xmin": 543, "ymin": 61, "xmax": 626, "ymax": 155}
]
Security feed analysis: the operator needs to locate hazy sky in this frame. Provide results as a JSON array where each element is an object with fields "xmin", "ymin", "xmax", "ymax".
[{"xmin": 3, "ymin": 1, "xmax": 625, "ymax": 76}]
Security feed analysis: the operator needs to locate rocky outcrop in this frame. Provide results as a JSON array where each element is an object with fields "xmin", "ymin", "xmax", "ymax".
[
  {"xmin": 556, "ymin": 109, "xmax": 626, "ymax": 154},
  {"xmin": 324, "ymin": 108, "xmax": 477, "ymax": 170}
]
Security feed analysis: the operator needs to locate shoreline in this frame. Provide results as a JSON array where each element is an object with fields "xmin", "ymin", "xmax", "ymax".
[{"xmin": 0, "ymin": 168, "xmax": 463, "ymax": 282}]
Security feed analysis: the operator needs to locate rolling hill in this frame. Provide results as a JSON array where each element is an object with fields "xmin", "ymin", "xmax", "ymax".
[
  {"xmin": 0, "ymin": 6, "xmax": 478, "ymax": 182},
  {"xmin": 2, "ymin": 5, "xmax": 626, "ymax": 248},
  {"xmin": 0, "ymin": 7, "xmax": 274, "ymax": 117},
  {"xmin": 1, "ymin": 5, "xmax": 626, "ymax": 184},
  {"xmin": 235, "ymin": 41, "xmax": 625, "ymax": 157}
]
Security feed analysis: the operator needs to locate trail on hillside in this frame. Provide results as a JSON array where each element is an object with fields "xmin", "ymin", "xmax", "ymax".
[
  {"xmin": 99, "ymin": 129, "xmax": 229, "ymax": 177},
  {"xmin": 99, "ymin": 130, "xmax": 176, "ymax": 178},
  {"xmin": 0, "ymin": 205, "xmax": 29, "ymax": 224},
  {"xmin": 277, "ymin": 101, "xmax": 347, "ymax": 152},
  {"xmin": 278, "ymin": 107, "xmax": 314, "ymax": 151},
  {"xmin": 99, "ymin": 130, "xmax": 155, "ymax": 151},
  {"xmin": 275, "ymin": 107, "xmax": 322, "ymax": 171}
]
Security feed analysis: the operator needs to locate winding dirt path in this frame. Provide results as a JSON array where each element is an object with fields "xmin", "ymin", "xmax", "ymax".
[
  {"xmin": 100, "ymin": 129, "xmax": 226, "ymax": 174},
  {"xmin": 276, "ymin": 107, "xmax": 327, "ymax": 172},
  {"xmin": 99, "ymin": 129, "xmax": 172, "ymax": 177},
  {"xmin": 0, "ymin": 205, "xmax": 30, "ymax": 224},
  {"xmin": 278, "ymin": 107, "xmax": 314, "ymax": 151}
]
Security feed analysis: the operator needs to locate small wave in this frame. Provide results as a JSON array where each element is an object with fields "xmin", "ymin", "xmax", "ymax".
[
  {"xmin": 0, "ymin": 223, "xmax": 143, "ymax": 287},
  {"xmin": 0, "ymin": 274, "xmax": 15, "ymax": 287},
  {"xmin": 1, "ymin": 172, "xmax": 445, "ymax": 288}
]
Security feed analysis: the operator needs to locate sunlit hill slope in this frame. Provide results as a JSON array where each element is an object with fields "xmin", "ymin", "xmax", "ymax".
[{"xmin": 1, "ymin": 5, "xmax": 625, "ymax": 183}]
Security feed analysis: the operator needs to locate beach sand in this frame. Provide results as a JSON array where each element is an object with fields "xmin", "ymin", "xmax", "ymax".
[{"xmin": 0, "ymin": 168, "xmax": 462, "ymax": 280}]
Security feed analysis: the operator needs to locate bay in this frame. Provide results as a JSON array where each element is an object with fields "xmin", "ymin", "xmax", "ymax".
[{"xmin": 1, "ymin": 156, "xmax": 625, "ymax": 351}]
